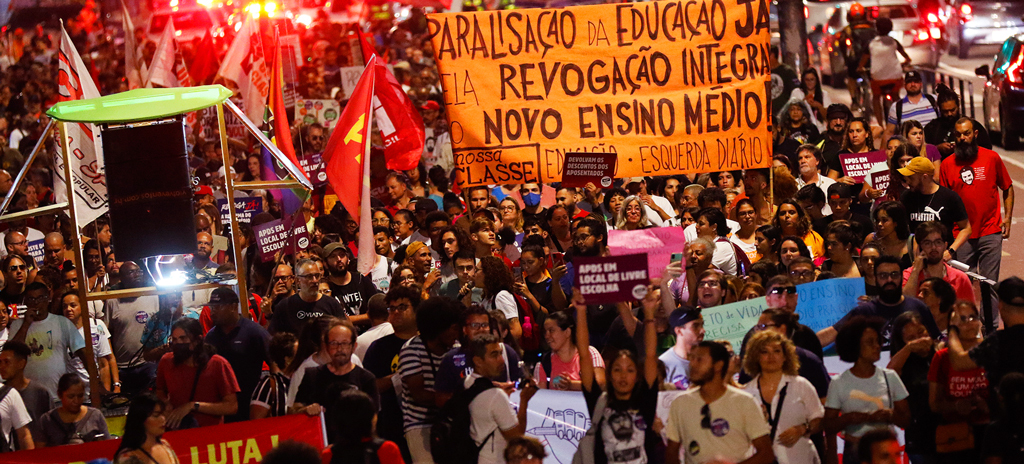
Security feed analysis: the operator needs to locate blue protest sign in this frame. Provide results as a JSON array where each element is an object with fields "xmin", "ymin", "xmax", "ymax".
[{"xmin": 795, "ymin": 277, "xmax": 866, "ymax": 332}]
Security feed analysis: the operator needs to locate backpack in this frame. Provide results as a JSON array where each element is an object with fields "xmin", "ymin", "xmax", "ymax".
[
  {"xmin": 0, "ymin": 385, "xmax": 11, "ymax": 452},
  {"xmin": 430, "ymin": 376, "xmax": 497, "ymax": 464},
  {"xmin": 511, "ymin": 291, "xmax": 542, "ymax": 352},
  {"xmin": 847, "ymin": 24, "xmax": 877, "ymax": 65},
  {"xmin": 895, "ymin": 94, "xmax": 939, "ymax": 126}
]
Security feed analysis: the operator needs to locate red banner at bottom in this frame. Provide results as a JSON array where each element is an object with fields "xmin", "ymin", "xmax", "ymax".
[{"xmin": 3, "ymin": 414, "xmax": 326, "ymax": 464}]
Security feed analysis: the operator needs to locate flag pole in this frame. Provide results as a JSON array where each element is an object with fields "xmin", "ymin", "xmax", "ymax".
[
  {"xmin": 59, "ymin": 120, "xmax": 102, "ymax": 406},
  {"xmin": 218, "ymin": 102, "xmax": 251, "ymax": 319}
]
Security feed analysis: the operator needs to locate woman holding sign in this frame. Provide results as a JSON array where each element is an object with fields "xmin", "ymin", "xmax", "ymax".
[
  {"xmin": 742, "ymin": 330, "xmax": 825, "ymax": 464},
  {"xmin": 571, "ymin": 287, "xmax": 660, "ymax": 464}
]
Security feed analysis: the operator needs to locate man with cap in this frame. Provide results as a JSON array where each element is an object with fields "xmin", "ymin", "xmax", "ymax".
[
  {"xmin": 658, "ymin": 306, "xmax": 705, "ymax": 390},
  {"xmin": 946, "ymin": 276, "xmax": 1024, "ymax": 397},
  {"xmin": 819, "ymin": 104, "xmax": 853, "ymax": 179},
  {"xmin": 884, "ymin": 70, "xmax": 940, "ymax": 142},
  {"xmin": 204, "ymin": 287, "xmax": 271, "ymax": 423},
  {"xmin": 194, "ymin": 185, "xmax": 215, "ymax": 209},
  {"xmin": 324, "ymin": 242, "xmax": 380, "ymax": 326},
  {"xmin": 899, "ymin": 157, "xmax": 970, "ymax": 256},
  {"xmin": 821, "ymin": 183, "xmax": 873, "ymax": 243}
]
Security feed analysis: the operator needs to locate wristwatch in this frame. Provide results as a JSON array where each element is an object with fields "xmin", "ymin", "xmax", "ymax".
[
  {"xmin": 948, "ymin": 247, "xmax": 956, "ymax": 257},
  {"xmin": 193, "ymin": 402, "xmax": 200, "ymax": 412}
]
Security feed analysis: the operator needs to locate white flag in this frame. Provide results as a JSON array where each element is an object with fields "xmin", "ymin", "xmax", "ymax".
[
  {"xmin": 55, "ymin": 23, "xmax": 107, "ymax": 225},
  {"xmin": 122, "ymin": 1, "xmax": 142, "ymax": 89},
  {"xmin": 216, "ymin": 16, "xmax": 268, "ymax": 122},
  {"xmin": 146, "ymin": 20, "xmax": 178, "ymax": 88}
]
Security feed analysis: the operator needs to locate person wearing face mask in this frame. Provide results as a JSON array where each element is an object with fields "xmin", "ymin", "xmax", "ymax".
[
  {"xmin": 818, "ymin": 255, "xmax": 940, "ymax": 348},
  {"xmin": 155, "ymin": 318, "xmax": 239, "ymax": 430},
  {"xmin": 517, "ymin": 183, "xmax": 548, "ymax": 224}
]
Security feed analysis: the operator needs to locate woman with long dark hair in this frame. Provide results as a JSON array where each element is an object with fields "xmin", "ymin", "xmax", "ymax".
[
  {"xmin": 114, "ymin": 393, "xmax": 178, "ymax": 464},
  {"xmin": 405, "ymin": 162, "xmax": 429, "ymax": 198},
  {"xmin": 801, "ymin": 68, "xmax": 831, "ymax": 126},
  {"xmin": 331, "ymin": 390, "xmax": 404, "ymax": 464},
  {"xmin": 900, "ymin": 120, "xmax": 942, "ymax": 162},
  {"xmin": 775, "ymin": 236, "xmax": 813, "ymax": 274},
  {"xmin": 755, "ymin": 224, "xmax": 782, "ymax": 264},
  {"xmin": 863, "ymin": 201, "xmax": 912, "ymax": 269},
  {"xmin": 475, "ymin": 256, "xmax": 523, "ymax": 341},
  {"xmin": 888, "ymin": 312, "xmax": 939, "ymax": 464},
  {"xmin": 732, "ymin": 199, "xmax": 759, "ymax": 262},
  {"xmin": 534, "ymin": 310, "xmax": 605, "ymax": 391},
  {"xmin": 772, "ymin": 199, "xmax": 824, "ymax": 258}
]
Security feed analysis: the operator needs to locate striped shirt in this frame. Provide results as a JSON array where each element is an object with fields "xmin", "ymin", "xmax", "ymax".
[
  {"xmin": 399, "ymin": 336, "xmax": 445, "ymax": 431},
  {"xmin": 887, "ymin": 94, "xmax": 939, "ymax": 126},
  {"xmin": 251, "ymin": 372, "xmax": 289, "ymax": 418}
]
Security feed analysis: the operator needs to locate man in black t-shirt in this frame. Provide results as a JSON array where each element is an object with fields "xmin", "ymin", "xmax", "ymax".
[
  {"xmin": 819, "ymin": 105, "xmax": 852, "ymax": 176},
  {"xmin": 821, "ymin": 183, "xmax": 873, "ymax": 244},
  {"xmin": 292, "ymin": 319, "xmax": 378, "ymax": 444},
  {"xmin": 323, "ymin": 243, "xmax": 379, "ymax": 326},
  {"xmin": 269, "ymin": 259, "xmax": 346, "ymax": 335},
  {"xmin": 899, "ymin": 157, "xmax": 970, "ymax": 253}
]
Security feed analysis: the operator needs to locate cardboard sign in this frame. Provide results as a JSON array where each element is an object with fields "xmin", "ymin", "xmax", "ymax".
[
  {"xmin": 607, "ymin": 227, "xmax": 687, "ymax": 280},
  {"xmin": 26, "ymin": 239, "xmax": 44, "ymax": 265},
  {"xmin": 574, "ymin": 253, "xmax": 649, "ymax": 304},
  {"xmin": 254, "ymin": 215, "xmax": 310, "ymax": 262},
  {"xmin": 560, "ymin": 152, "xmax": 617, "ymax": 188},
  {"xmin": 795, "ymin": 277, "xmax": 866, "ymax": 332},
  {"xmin": 295, "ymin": 98, "xmax": 341, "ymax": 131},
  {"xmin": 839, "ymin": 151, "xmax": 887, "ymax": 182},
  {"xmin": 301, "ymin": 153, "xmax": 328, "ymax": 187},
  {"xmin": 870, "ymin": 169, "xmax": 891, "ymax": 193},
  {"xmin": 427, "ymin": 0, "xmax": 773, "ymax": 187},
  {"xmin": 216, "ymin": 196, "xmax": 264, "ymax": 225},
  {"xmin": 2, "ymin": 414, "xmax": 325, "ymax": 464},
  {"xmin": 702, "ymin": 296, "xmax": 768, "ymax": 349}
]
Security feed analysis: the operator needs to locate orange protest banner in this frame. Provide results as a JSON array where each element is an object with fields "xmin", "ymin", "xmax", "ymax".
[{"xmin": 428, "ymin": 0, "xmax": 774, "ymax": 187}]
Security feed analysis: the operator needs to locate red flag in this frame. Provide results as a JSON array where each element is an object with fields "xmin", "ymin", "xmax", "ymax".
[
  {"xmin": 189, "ymin": 31, "xmax": 219, "ymax": 85},
  {"xmin": 269, "ymin": 36, "xmax": 305, "ymax": 182},
  {"xmin": 371, "ymin": 60, "xmax": 425, "ymax": 171},
  {"xmin": 324, "ymin": 57, "xmax": 376, "ymax": 228},
  {"xmin": 355, "ymin": 28, "xmax": 378, "ymax": 65}
]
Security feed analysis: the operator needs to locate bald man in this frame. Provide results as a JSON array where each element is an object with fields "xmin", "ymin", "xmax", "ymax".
[
  {"xmin": 0, "ymin": 169, "xmax": 13, "ymax": 196},
  {"xmin": 43, "ymin": 232, "xmax": 66, "ymax": 269},
  {"xmin": 193, "ymin": 232, "xmax": 218, "ymax": 270}
]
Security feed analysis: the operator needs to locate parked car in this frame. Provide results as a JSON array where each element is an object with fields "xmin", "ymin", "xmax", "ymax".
[
  {"xmin": 976, "ymin": 35, "xmax": 1024, "ymax": 148},
  {"xmin": 945, "ymin": 0, "xmax": 1024, "ymax": 59},
  {"xmin": 817, "ymin": 0, "xmax": 941, "ymax": 86}
]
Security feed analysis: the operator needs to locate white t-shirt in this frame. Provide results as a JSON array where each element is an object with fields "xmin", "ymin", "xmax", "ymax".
[
  {"xmin": 665, "ymin": 386, "xmax": 771, "ymax": 464},
  {"xmin": 825, "ymin": 367, "xmax": 909, "ymax": 438},
  {"xmin": 730, "ymin": 235, "xmax": 758, "ymax": 263},
  {"xmin": 73, "ymin": 319, "xmax": 112, "ymax": 395},
  {"xmin": 795, "ymin": 174, "xmax": 836, "ymax": 216},
  {"xmin": 869, "ymin": 36, "xmax": 904, "ymax": 81},
  {"xmin": 644, "ymin": 194, "xmax": 676, "ymax": 227},
  {"xmin": 286, "ymin": 353, "xmax": 364, "ymax": 408},
  {"xmin": 742, "ymin": 375, "xmax": 825, "ymax": 464},
  {"xmin": 355, "ymin": 322, "xmax": 394, "ymax": 361},
  {"xmin": 466, "ymin": 374, "xmax": 518, "ymax": 464},
  {"xmin": 711, "ymin": 238, "xmax": 738, "ymax": 275},
  {"xmin": 369, "ymin": 255, "xmax": 391, "ymax": 292},
  {"xmin": 0, "ymin": 386, "xmax": 31, "ymax": 447},
  {"xmin": 684, "ymin": 220, "xmax": 741, "ymax": 243},
  {"xmin": 7, "ymin": 314, "xmax": 86, "ymax": 401},
  {"xmin": 485, "ymin": 290, "xmax": 518, "ymax": 321}
]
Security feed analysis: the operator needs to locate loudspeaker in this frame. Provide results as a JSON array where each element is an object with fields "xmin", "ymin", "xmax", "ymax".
[{"xmin": 102, "ymin": 119, "xmax": 196, "ymax": 262}]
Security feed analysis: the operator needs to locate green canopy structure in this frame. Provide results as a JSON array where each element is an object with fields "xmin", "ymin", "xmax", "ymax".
[{"xmin": 46, "ymin": 85, "xmax": 233, "ymax": 123}]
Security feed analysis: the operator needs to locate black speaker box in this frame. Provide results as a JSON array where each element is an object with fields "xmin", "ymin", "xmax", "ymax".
[{"xmin": 101, "ymin": 119, "xmax": 196, "ymax": 262}]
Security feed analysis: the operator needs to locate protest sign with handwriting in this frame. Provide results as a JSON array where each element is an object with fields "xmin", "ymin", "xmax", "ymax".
[
  {"xmin": 427, "ymin": 0, "xmax": 773, "ymax": 187},
  {"xmin": 608, "ymin": 227, "xmax": 686, "ymax": 280},
  {"xmin": 795, "ymin": 277, "xmax": 865, "ymax": 332},
  {"xmin": 574, "ymin": 253, "xmax": 649, "ymax": 304},
  {"xmin": 702, "ymin": 296, "xmax": 767, "ymax": 349}
]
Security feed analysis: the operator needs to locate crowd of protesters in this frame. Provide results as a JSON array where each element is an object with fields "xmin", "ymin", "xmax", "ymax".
[{"xmin": 0, "ymin": 3, "xmax": 1020, "ymax": 464}]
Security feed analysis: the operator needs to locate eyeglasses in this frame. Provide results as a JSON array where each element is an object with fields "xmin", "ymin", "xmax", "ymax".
[
  {"xmin": 769, "ymin": 286, "xmax": 797, "ymax": 295},
  {"xmin": 789, "ymin": 270, "xmax": 814, "ymax": 279},
  {"xmin": 467, "ymin": 322, "xmax": 490, "ymax": 330},
  {"xmin": 573, "ymin": 233, "xmax": 592, "ymax": 243},
  {"xmin": 756, "ymin": 322, "xmax": 778, "ymax": 331},
  {"xmin": 957, "ymin": 314, "xmax": 978, "ymax": 323},
  {"xmin": 326, "ymin": 341, "xmax": 353, "ymax": 349},
  {"xmin": 700, "ymin": 404, "xmax": 712, "ymax": 429},
  {"xmin": 500, "ymin": 205, "xmax": 517, "ymax": 211},
  {"xmin": 309, "ymin": 135, "xmax": 325, "ymax": 141},
  {"xmin": 876, "ymin": 271, "xmax": 902, "ymax": 281},
  {"xmin": 698, "ymin": 280, "xmax": 720, "ymax": 288},
  {"xmin": 25, "ymin": 295, "xmax": 49, "ymax": 304},
  {"xmin": 8, "ymin": 240, "xmax": 25, "ymax": 247},
  {"xmin": 297, "ymin": 273, "xmax": 323, "ymax": 281},
  {"xmin": 388, "ymin": 303, "xmax": 412, "ymax": 313}
]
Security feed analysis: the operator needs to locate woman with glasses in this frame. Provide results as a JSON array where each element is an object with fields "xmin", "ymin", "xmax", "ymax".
[
  {"xmin": 614, "ymin": 195, "xmax": 650, "ymax": 231},
  {"xmin": 821, "ymin": 221, "xmax": 862, "ymax": 278},
  {"xmin": 928, "ymin": 300, "xmax": 989, "ymax": 464},
  {"xmin": 499, "ymin": 198, "xmax": 524, "ymax": 234},
  {"xmin": 732, "ymin": 199, "xmax": 760, "ymax": 263},
  {"xmin": 742, "ymin": 330, "xmax": 825, "ymax": 464},
  {"xmin": 371, "ymin": 208, "xmax": 394, "ymax": 232},
  {"xmin": 823, "ymin": 316, "xmax": 910, "ymax": 464},
  {"xmin": 388, "ymin": 265, "xmax": 422, "ymax": 291}
]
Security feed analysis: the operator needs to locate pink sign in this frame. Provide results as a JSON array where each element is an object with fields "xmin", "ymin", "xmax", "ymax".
[{"xmin": 607, "ymin": 227, "xmax": 687, "ymax": 280}]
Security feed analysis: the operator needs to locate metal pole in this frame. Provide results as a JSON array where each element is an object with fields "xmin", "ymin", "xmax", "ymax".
[
  {"xmin": 959, "ymin": 79, "xmax": 966, "ymax": 116},
  {"xmin": 0, "ymin": 119, "xmax": 55, "ymax": 215},
  {"xmin": 969, "ymin": 82, "xmax": 975, "ymax": 119},
  {"xmin": 217, "ymin": 103, "xmax": 250, "ymax": 319},
  {"xmin": 981, "ymin": 281, "xmax": 995, "ymax": 334},
  {"xmin": 58, "ymin": 121, "xmax": 102, "ymax": 406}
]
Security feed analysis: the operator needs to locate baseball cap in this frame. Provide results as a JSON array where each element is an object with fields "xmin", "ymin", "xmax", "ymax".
[
  {"xmin": 209, "ymin": 287, "xmax": 240, "ymax": 305},
  {"xmin": 897, "ymin": 157, "xmax": 935, "ymax": 177},
  {"xmin": 905, "ymin": 70, "xmax": 923, "ymax": 82},
  {"xmin": 420, "ymin": 100, "xmax": 441, "ymax": 111},
  {"xmin": 996, "ymin": 276, "xmax": 1024, "ymax": 306},
  {"xmin": 196, "ymin": 185, "xmax": 214, "ymax": 196},
  {"xmin": 322, "ymin": 242, "xmax": 347, "ymax": 259},
  {"xmin": 826, "ymin": 104, "xmax": 853, "ymax": 120},
  {"xmin": 827, "ymin": 183, "xmax": 853, "ymax": 200},
  {"xmin": 668, "ymin": 306, "xmax": 701, "ymax": 328}
]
